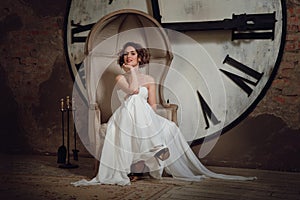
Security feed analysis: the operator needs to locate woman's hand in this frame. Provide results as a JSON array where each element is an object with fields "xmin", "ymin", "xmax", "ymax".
[{"xmin": 122, "ymin": 64, "xmax": 134, "ymax": 72}]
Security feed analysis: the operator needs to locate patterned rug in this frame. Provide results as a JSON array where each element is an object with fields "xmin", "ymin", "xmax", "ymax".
[{"xmin": 0, "ymin": 154, "xmax": 188, "ymax": 200}]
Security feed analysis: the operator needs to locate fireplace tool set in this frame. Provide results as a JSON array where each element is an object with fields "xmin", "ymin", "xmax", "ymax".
[{"xmin": 57, "ymin": 96, "xmax": 79, "ymax": 168}]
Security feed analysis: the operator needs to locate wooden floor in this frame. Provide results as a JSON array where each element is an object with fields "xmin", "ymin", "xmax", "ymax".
[
  {"xmin": 159, "ymin": 167, "xmax": 300, "ymax": 200},
  {"xmin": 0, "ymin": 154, "xmax": 299, "ymax": 200}
]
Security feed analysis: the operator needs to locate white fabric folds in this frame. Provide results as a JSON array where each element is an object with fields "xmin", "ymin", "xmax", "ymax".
[{"xmin": 72, "ymin": 87, "xmax": 256, "ymax": 186}]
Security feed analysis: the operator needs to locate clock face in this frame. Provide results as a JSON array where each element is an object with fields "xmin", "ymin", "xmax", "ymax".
[{"xmin": 65, "ymin": 0, "xmax": 286, "ymax": 144}]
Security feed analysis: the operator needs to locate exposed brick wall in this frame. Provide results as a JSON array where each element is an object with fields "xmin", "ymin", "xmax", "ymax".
[{"xmin": 0, "ymin": 0, "xmax": 75, "ymax": 153}]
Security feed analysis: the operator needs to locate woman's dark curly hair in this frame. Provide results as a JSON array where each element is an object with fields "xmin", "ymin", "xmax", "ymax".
[{"xmin": 118, "ymin": 42, "xmax": 150, "ymax": 68}]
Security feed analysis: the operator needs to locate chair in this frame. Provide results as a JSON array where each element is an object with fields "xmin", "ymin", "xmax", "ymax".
[{"xmin": 84, "ymin": 9, "xmax": 178, "ymax": 175}]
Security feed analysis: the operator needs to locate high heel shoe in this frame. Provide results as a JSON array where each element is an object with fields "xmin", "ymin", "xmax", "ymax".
[
  {"xmin": 154, "ymin": 147, "xmax": 170, "ymax": 161},
  {"xmin": 150, "ymin": 145, "xmax": 170, "ymax": 166}
]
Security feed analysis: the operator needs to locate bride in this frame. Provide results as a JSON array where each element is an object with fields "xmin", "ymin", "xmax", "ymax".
[{"xmin": 72, "ymin": 42, "xmax": 256, "ymax": 186}]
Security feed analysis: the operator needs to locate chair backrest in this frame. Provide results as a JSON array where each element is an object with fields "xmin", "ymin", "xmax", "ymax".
[{"xmin": 85, "ymin": 9, "xmax": 173, "ymax": 123}]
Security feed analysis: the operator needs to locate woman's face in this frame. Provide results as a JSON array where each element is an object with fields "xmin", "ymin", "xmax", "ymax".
[{"xmin": 123, "ymin": 46, "xmax": 139, "ymax": 67}]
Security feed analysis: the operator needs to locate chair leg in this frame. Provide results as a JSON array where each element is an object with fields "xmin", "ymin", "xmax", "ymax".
[{"xmin": 93, "ymin": 159, "xmax": 100, "ymax": 177}]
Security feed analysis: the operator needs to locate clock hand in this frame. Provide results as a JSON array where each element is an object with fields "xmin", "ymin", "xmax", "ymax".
[
  {"xmin": 161, "ymin": 13, "xmax": 276, "ymax": 40},
  {"xmin": 162, "ymin": 13, "xmax": 275, "ymax": 31},
  {"xmin": 71, "ymin": 12, "xmax": 276, "ymax": 43},
  {"xmin": 150, "ymin": 0, "xmax": 276, "ymax": 40}
]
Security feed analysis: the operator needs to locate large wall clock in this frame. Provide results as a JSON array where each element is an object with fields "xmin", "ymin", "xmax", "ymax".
[{"xmin": 64, "ymin": 0, "xmax": 286, "ymax": 146}]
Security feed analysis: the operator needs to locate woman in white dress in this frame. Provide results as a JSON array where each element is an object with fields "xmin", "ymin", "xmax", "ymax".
[{"xmin": 72, "ymin": 42, "xmax": 256, "ymax": 186}]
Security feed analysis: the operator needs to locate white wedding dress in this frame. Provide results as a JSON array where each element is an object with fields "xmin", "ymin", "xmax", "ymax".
[{"xmin": 72, "ymin": 87, "xmax": 256, "ymax": 186}]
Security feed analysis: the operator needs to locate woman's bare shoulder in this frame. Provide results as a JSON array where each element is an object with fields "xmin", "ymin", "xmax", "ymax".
[{"xmin": 143, "ymin": 74, "xmax": 155, "ymax": 83}]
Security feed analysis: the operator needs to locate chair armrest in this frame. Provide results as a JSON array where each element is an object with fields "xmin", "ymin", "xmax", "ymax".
[{"xmin": 156, "ymin": 103, "xmax": 178, "ymax": 125}]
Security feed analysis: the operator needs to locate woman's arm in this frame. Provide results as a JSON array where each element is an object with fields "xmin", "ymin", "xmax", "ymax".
[
  {"xmin": 147, "ymin": 77, "xmax": 157, "ymax": 111},
  {"xmin": 115, "ymin": 67, "xmax": 139, "ymax": 95}
]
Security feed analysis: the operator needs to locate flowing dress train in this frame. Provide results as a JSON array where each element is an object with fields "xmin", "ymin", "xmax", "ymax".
[{"xmin": 72, "ymin": 87, "xmax": 256, "ymax": 186}]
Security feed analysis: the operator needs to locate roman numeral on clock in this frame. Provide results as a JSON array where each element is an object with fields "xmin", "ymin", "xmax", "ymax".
[
  {"xmin": 71, "ymin": 20, "xmax": 95, "ymax": 43},
  {"xmin": 76, "ymin": 62, "xmax": 86, "ymax": 87},
  {"xmin": 197, "ymin": 91, "xmax": 221, "ymax": 129},
  {"xmin": 221, "ymin": 55, "xmax": 264, "ymax": 96}
]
